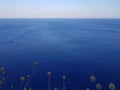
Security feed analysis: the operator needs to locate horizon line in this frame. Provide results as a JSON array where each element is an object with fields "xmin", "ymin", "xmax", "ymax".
[{"xmin": 0, "ymin": 17, "xmax": 120, "ymax": 19}]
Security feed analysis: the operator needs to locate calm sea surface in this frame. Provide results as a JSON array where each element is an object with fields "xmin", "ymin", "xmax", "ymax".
[{"xmin": 0, "ymin": 19, "xmax": 120, "ymax": 90}]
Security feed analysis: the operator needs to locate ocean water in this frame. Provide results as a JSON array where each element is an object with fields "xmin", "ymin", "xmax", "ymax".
[{"xmin": 0, "ymin": 19, "xmax": 120, "ymax": 90}]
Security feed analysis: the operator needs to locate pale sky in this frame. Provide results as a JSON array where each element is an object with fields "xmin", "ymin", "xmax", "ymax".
[{"xmin": 0, "ymin": 0, "xmax": 120, "ymax": 18}]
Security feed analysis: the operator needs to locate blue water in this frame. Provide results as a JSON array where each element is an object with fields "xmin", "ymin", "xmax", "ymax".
[{"xmin": 0, "ymin": 19, "xmax": 120, "ymax": 90}]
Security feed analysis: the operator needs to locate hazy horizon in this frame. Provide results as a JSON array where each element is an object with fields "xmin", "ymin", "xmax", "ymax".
[{"xmin": 0, "ymin": 0, "xmax": 120, "ymax": 18}]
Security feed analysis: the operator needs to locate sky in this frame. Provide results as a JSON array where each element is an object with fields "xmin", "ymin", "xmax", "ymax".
[{"xmin": 0, "ymin": 0, "xmax": 120, "ymax": 18}]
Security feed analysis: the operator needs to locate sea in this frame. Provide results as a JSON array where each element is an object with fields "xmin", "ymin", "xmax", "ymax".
[{"xmin": 0, "ymin": 19, "xmax": 120, "ymax": 90}]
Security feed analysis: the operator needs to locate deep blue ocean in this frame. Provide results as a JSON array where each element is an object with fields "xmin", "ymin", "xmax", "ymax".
[{"xmin": 0, "ymin": 19, "xmax": 120, "ymax": 90}]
